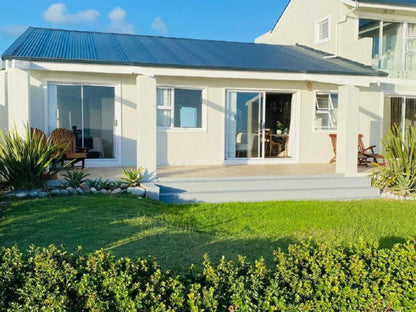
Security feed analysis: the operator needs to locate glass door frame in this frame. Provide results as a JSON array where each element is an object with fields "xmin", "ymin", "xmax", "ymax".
[
  {"xmin": 45, "ymin": 80, "xmax": 122, "ymax": 167},
  {"xmin": 385, "ymin": 95, "xmax": 416, "ymax": 139},
  {"xmin": 225, "ymin": 89, "xmax": 300, "ymax": 164},
  {"xmin": 225, "ymin": 90, "xmax": 266, "ymax": 160}
]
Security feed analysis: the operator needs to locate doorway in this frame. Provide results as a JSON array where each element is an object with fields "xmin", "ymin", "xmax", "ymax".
[{"xmin": 225, "ymin": 90, "xmax": 293, "ymax": 160}]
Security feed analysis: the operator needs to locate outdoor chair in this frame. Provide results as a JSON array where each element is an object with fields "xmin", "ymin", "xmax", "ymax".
[
  {"xmin": 30, "ymin": 127, "xmax": 47, "ymax": 146},
  {"xmin": 50, "ymin": 128, "xmax": 87, "ymax": 169},
  {"xmin": 329, "ymin": 133, "xmax": 381, "ymax": 166},
  {"xmin": 358, "ymin": 134, "xmax": 386, "ymax": 166}
]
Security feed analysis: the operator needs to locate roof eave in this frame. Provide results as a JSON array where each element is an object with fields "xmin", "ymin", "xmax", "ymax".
[{"xmin": 1, "ymin": 55, "xmax": 387, "ymax": 77}]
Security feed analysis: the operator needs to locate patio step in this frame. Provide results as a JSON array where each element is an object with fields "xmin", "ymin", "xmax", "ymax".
[{"xmin": 157, "ymin": 175, "xmax": 381, "ymax": 203}]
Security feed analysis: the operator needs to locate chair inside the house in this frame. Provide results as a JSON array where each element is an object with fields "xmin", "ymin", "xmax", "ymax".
[
  {"xmin": 265, "ymin": 128, "xmax": 282, "ymax": 157},
  {"xmin": 50, "ymin": 128, "xmax": 88, "ymax": 169},
  {"xmin": 236, "ymin": 132, "xmax": 248, "ymax": 157}
]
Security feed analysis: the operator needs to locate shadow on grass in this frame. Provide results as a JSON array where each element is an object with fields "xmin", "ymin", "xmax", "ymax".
[
  {"xmin": 378, "ymin": 236, "xmax": 408, "ymax": 249},
  {"xmin": 0, "ymin": 196, "xmax": 294, "ymax": 269}
]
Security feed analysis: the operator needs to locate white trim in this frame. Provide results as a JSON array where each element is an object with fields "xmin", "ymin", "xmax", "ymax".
[
  {"xmin": 24, "ymin": 61, "xmax": 380, "ymax": 87},
  {"xmin": 156, "ymin": 85, "xmax": 207, "ymax": 132},
  {"xmin": 315, "ymin": 15, "xmax": 331, "ymax": 46},
  {"xmin": 44, "ymin": 78, "xmax": 122, "ymax": 167},
  {"xmin": 341, "ymin": 0, "xmax": 416, "ymax": 12}
]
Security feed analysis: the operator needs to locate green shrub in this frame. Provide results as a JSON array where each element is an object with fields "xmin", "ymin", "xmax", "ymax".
[
  {"xmin": 373, "ymin": 124, "xmax": 416, "ymax": 195},
  {"xmin": 0, "ymin": 125, "xmax": 66, "ymax": 189},
  {"xmin": 1, "ymin": 241, "xmax": 416, "ymax": 311},
  {"xmin": 121, "ymin": 168, "xmax": 143, "ymax": 187}
]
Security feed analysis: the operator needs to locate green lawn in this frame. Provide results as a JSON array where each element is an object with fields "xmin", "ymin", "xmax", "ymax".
[{"xmin": 1, "ymin": 195, "xmax": 416, "ymax": 269}]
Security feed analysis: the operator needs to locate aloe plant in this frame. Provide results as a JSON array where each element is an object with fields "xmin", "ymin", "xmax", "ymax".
[
  {"xmin": 0, "ymin": 124, "xmax": 67, "ymax": 189},
  {"xmin": 373, "ymin": 124, "xmax": 416, "ymax": 196},
  {"xmin": 121, "ymin": 168, "xmax": 143, "ymax": 187}
]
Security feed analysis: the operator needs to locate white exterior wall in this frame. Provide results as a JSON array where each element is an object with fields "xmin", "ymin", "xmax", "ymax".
[
  {"xmin": 2, "ymin": 64, "xmax": 384, "ymax": 170},
  {"xmin": 156, "ymin": 76, "xmax": 341, "ymax": 166},
  {"xmin": 0, "ymin": 71, "xmax": 7, "ymax": 132},
  {"xmin": 256, "ymin": 0, "xmax": 342, "ymax": 53}
]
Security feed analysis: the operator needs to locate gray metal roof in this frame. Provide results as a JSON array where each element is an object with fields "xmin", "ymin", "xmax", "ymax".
[
  {"xmin": 358, "ymin": 0, "xmax": 416, "ymax": 6},
  {"xmin": 2, "ymin": 27, "xmax": 386, "ymax": 77}
]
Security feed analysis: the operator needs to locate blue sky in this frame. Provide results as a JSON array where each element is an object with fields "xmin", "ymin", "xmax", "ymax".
[{"xmin": 0, "ymin": 1, "xmax": 289, "ymax": 54}]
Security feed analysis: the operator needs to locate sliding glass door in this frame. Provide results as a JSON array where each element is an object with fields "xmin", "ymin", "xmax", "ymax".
[
  {"xmin": 226, "ymin": 91, "xmax": 264, "ymax": 159},
  {"xmin": 48, "ymin": 84, "xmax": 116, "ymax": 160}
]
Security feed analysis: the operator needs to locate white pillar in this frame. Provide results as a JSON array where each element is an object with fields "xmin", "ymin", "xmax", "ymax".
[
  {"xmin": 136, "ymin": 75, "xmax": 157, "ymax": 181},
  {"xmin": 7, "ymin": 68, "xmax": 30, "ymax": 134},
  {"xmin": 336, "ymin": 85, "xmax": 359, "ymax": 176}
]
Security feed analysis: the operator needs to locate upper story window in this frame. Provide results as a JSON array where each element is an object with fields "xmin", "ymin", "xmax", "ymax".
[
  {"xmin": 157, "ymin": 87, "xmax": 203, "ymax": 129},
  {"xmin": 314, "ymin": 92, "xmax": 338, "ymax": 131},
  {"xmin": 359, "ymin": 19, "xmax": 416, "ymax": 72},
  {"xmin": 315, "ymin": 16, "xmax": 330, "ymax": 45}
]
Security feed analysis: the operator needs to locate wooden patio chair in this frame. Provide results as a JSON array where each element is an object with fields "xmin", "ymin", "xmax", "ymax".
[
  {"xmin": 30, "ymin": 127, "xmax": 47, "ymax": 146},
  {"xmin": 50, "ymin": 128, "xmax": 87, "ymax": 169},
  {"xmin": 328, "ymin": 133, "xmax": 374, "ymax": 166},
  {"xmin": 358, "ymin": 134, "xmax": 386, "ymax": 166}
]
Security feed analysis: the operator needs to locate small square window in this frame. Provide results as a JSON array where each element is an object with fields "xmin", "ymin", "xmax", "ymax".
[{"xmin": 315, "ymin": 16, "xmax": 330, "ymax": 44}]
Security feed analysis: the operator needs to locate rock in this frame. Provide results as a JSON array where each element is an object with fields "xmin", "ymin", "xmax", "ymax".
[
  {"xmin": 60, "ymin": 190, "xmax": 69, "ymax": 196},
  {"xmin": 15, "ymin": 191, "xmax": 28, "ymax": 199},
  {"xmin": 100, "ymin": 189, "xmax": 107, "ymax": 194},
  {"xmin": 111, "ymin": 188, "xmax": 122, "ymax": 195},
  {"xmin": 66, "ymin": 187, "xmax": 77, "ymax": 194},
  {"xmin": 90, "ymin": 187, "xmax": 97, "ymax": 193},
  {"xmin": 80, "ymin": 184, "xmax": 90, "ymax": 193},
  {"xmin": 29, "ymin": 191, "xmax": 38, "ymax": 197},
  {"xmin": 76, "ymin": 187, "xmax": 84, "ymax": 194},
  {"xmin": 38, "ymin": 192, "xmax": 48, "ymax": 198},
  {"xmin": 127, "ymin": 186, "xmax": 146, "ymax": 197},
  {"xmin": 50, "ymin": 189, "xmax": 61, "ymax": 196}
]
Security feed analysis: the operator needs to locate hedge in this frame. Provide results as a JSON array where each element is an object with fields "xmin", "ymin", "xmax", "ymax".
[{"xmin": 1, "ymin": 240, "xmax": 416, "ymax": 311}]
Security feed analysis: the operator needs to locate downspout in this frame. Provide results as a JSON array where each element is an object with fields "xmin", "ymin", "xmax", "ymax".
[{"xmin": 323, "ymin": 0, "xmax": 359, "ymax": 59}]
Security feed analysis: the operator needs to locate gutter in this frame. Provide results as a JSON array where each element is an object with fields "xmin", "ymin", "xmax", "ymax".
[{"xmin": 324, "ymin": 1, "xmax": 359, "ymax": 59}]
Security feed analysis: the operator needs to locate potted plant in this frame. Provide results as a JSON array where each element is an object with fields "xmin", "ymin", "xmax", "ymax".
[{"xmin": 275, "ymin": 121, "xmax": 285, "ymax": 134}]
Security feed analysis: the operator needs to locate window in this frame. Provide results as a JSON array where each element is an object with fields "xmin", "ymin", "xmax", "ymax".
[
  {"xmin": 157, "ymin": 87, "xmax": 203, "ymax": 128},
  {"xmin": 315, "ymin": 16, "xmax": 330, "ymax": 44},
  {"xmin": 359, "ymin": 19, "xmax": 416, "ymax": 71},
  {"xmin": 314, "ymin": 93, "xmax": 338, "ymax": 130}
]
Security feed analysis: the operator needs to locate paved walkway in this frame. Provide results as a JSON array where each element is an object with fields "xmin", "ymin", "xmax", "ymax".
[{"xmin": 58, "ymin": 163, "xmax": 374, "ymax": 180}]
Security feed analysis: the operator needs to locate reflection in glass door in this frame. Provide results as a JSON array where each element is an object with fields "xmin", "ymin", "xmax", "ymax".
[
  {"xmin": 226, "ymin": 91, "xmax": 264, "ymax": 159},
  {"xmin": 49, "ymin": 84, "xmax": 116, "ymax": 159}
]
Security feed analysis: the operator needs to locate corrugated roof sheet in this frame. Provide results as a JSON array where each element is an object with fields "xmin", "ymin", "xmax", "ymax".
[
  {"xmin": 2, "ymin": 27, "xmax": 386, "ymax": 77},
  {"xmin": 358, "ymin": 0, "xmax": 416, "ymax": 6}
]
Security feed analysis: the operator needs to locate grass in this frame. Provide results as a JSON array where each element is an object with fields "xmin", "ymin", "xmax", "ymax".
[{"xmin": 1, "ymin": 195, "xmax": 416, "ymax": 269}]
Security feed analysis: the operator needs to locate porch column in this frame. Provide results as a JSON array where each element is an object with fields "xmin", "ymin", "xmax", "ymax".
[
  {"xmin": 336, "ymin": 85, "xmax": 359, "ymax": 176},
  {"xmin": 136, "ymin": 75, "xmax": 157, "ymax": 181},
  {"xmin": 7, "ymin": 68, "xmax": 30, "ymax": 135}
]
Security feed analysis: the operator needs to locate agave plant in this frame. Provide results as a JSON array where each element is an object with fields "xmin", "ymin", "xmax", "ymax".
[
  {"xmin": 0, "ymin": 125, "xmax": 67, "ymax": 189},
  {"xmin": 121, "ymin": 167, "xmax": 143, "ymax": 187},
  {"xmin": 63, "ymin": 171, "xmax": 90, "ymax": 188},
  {"xmin": 373, "ymin": 124, "xmax": 416, "ymax": 196}
]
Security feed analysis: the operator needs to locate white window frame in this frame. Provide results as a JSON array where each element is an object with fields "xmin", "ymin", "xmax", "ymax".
[
  {"xmin": 156, "ymin": 86, "xmax": 207, "ymax": 131},
  {"xmin": 315, "ymin": 15, "xmax": 331, "ymax": 45},
  {"xmin": 313, "ymin": 92, "xmax": 338, "ymax": 131}
]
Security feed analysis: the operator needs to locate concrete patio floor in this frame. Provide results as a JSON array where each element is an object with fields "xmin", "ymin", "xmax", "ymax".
[{"xmin": 57, "ymin": 163, "xmax": 375, "ymax": 181}]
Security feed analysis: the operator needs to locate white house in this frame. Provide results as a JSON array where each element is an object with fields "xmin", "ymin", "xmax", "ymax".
[
  {"xmin": 257, "ymin": 0, "xmax": 416, "ymax": 156},
  {"xmin": 0, "ymin": 26, "xmax": 388, "ymax": 180}
]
